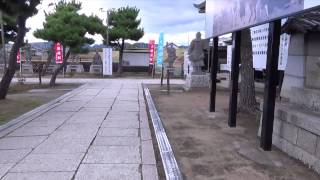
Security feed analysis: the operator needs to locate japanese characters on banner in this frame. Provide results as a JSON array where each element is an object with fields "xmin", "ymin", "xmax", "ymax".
[
  {"xmin": 54, "ymin": 42, "xmax": 63, "ymax": 64},
  {"xmin": 157, "ymin": 32, "xmax": 164, "ymax": 66},
  {"xmin": 16, "ymin": 49, "xmax": 21, "ymax": 63},
  {"xmin": 103, "ymin": 48, "xmax": 113, "ymax": 75},
  {"xmin": 148, "ymin": 40, "xmax": 155, "ymax": 65}
]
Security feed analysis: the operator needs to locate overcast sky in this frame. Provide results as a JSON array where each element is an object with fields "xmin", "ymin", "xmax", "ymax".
[{"xmin": 26, "ymin": 0, "xmax": 205, "ymax": 45}]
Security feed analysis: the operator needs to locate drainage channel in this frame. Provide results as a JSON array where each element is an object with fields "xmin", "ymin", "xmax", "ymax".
[{"xmin": 143, "ymin": 86, "xmax": 183, "ymax": 180}]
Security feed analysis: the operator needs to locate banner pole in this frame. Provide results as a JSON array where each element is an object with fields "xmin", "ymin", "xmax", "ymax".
[{"xmin": 19, "ymin": 49, "xmax": 22, "ymax": 77}]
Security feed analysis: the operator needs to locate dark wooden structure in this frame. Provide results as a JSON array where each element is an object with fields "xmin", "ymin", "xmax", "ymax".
[{"xmin": 197, "ymin": 1, "xmax": 320, "ymax": 151}]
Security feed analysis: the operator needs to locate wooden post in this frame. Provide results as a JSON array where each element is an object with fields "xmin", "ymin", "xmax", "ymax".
[
  {"xmin": 228, "ymin": 31, "xmax": 241, "ymax": 127},
  {"xmin": 260, "ymin": 20, "xmax": 281, "ymax": 151},
  {"xmin": 167, "ymin": 68, "xmax": 170, "ymax": 95},
  {"xmin": 209, "ymin": 37, "xmax": 219, "ymax": 112},
  {"xmin": 160, "ymin": 64, "xmax": 164, "ymax": 86},
  {"xmin": 152, "ymin": 62, "xmax": 155, "ymax": 78}
]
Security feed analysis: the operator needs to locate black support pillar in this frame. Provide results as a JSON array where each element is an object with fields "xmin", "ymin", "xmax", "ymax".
[
  {"xmin": 228, "ymin": 31, "xmax": 241, "ymax": 127},
  {"xmin": 260, "ymin": 20, "xmax": 281, "ymax": 151},
  {"xmin": 209, "ymin": 37, "xmax": 219, "ymax": 112}
]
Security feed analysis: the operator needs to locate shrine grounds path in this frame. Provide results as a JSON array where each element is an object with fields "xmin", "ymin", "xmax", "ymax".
[{"xmin": 0, "ymin": 78, "xmax": 183, "ymax": 180}]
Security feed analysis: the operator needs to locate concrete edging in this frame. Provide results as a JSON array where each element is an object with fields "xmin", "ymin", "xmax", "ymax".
[{"xmin": 143, "ymin": 85, "xmax": 183, "ymax": 180}]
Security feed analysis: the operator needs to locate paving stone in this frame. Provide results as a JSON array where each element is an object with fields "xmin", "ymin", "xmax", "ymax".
[
  {"xmin": 98, "ymin": 128, "xmax": 138, "ymax": 137},
  {"xmin": 117, "ymin": 97, "xmax": 138, "ymax": 101},
  {"xmin": 58, "ymin": 122, "xmax": 100, "ymax": 129},
  {"xmin": 142, "ymin": 164, "xmax": 159, "ymax": 180},
  {"xmin": 114, "ymin": 101, "xmax": 139, "ymax": 107},
  {"xmin": 101, "ymin": 119, "xmax": 139, "ymax": 128},
  {"xmin": 37, "ymin": 111, "xmax": 74, "ymax": 119},
  {"xmin": 52, "ymin": 129, "xmax": 97, "ymax": 139},
  {"xmin": 84, "ymin": 102, "xmax": 113, "ymax": 108},
  {"xmin": 0, "ymin": 164, "xmax": 14, "ymax": 178},
  {"xmin": 33, "ymin": 137, "xmax": 91, "ymax": 154},
  {"xmin": 142, "ymin": 140, "xmax": 156, "ymax": 165},
  {"xmin": 0, "ymin": 136, "xmax": 47, "ymax": 150},
  {"xmin": 0, "ymin": 149, "xmax": 31, "ymax": 164},
  {"xmin": 113, "ymin": 103, "xmax": 139, "ymax": 109},
  {"xmin": 68, "ymin": 95, "xmax": 92, "ymax": 102},
  {"xmin": 10, "ymin": 153, "xmax": 84, "ymax": 172},
  {"xmin": 78, "ymin": 89, "xmax": 100, "ymax": 96},
  {"xmin": 66, "ymin": 115, "xmax": 105, "ymax": 124},
  {"xmin": 2, "ymin": 172, "xmax": 74, "ymax": 180},
  {"xmin": 106, "ymin": 115, "xmax": 139, "ymax": 122},
  {"xmin": 83, "ymin": 146, "xmax": 140, "ymax": 164},
  {"xmin": 107, "ymin": 112, "xmax": 139, "ymax": 118},
  {"xmin": 25, "ymin": 118, "xmax": 66, "ymax": 127},
  {"xmin": 93, "ymin": 137, "xmax": 140, "ymax": 146},
  {"xmin": 111, "ymin": 107, "xmax": 139, "ymax": 112},
  {"xmin": 52, "ymin": 102, "xmax": 84, "ymax": 112},
  {"xmin": 141, "ymin": 128, "xmax": 152, "ymax": 141},
  {"xmin": 74, "ymin": 164, "xmax": 141, "ymax": 180},
  {"xmin": 140, "ymin": 116, "xmax": 150, "ymax": 129},
  {"xmin": 7, "ymin": 126, "xmax": 57, "ymax": 137},
  {"xmin": 78, "ymin": 108, "xmax": 109, "ymax": 114}
]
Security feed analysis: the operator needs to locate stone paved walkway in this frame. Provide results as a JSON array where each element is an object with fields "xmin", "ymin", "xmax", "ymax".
[{"xmin": 0, "ymin": 80, "xmax": 160, "ymax": 180}]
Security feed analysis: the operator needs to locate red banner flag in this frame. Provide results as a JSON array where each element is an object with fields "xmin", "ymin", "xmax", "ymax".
[
  {"xmin": 54, "ymin": 42, "xmax": 63, "ymax": 64},
  {"xmin": 149, "ymin": 40, "xmax": 155, "ymax": 65},
  {"xmin": 17, "ymin": 49, "xmax": 20, "ymax": 64}
]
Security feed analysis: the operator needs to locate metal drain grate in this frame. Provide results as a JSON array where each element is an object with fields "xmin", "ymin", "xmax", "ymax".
[{"xmin": 144, "ymin": 87, "xmax": 183, "ymax": 180}]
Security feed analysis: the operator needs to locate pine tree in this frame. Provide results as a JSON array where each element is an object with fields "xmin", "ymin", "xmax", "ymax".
[
  {"xmin": 0, "ymin": 0, "xmax": 40, "ymax": 99},
  {"xmin": 104, "ymin": 6, "xmax": 144, "ymax": 75},
  {"xmin": 34, "ymin": 0, "xmax": 105, "ymax": 86}
]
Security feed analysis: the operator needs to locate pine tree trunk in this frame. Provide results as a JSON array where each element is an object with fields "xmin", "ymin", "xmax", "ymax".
[
  {"xmin": 49, "ymin": 50, "xmax": 70, "ymax": 86},
  {"xmin": 0, "ymin": 16, "xmax": 27, "ymax": 100},
  {"xmin": 117, "ymin": 39, "xmax": 125, "ymax": 75},
  {"xmin": 38, "ymin": 64, "xmax": 42, "ymax": 85},
  {"xmin": 239, "ymin": 29, "xmax": 257, "ymax": 113}
]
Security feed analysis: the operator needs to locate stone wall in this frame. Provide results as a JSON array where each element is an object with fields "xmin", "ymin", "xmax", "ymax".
[
  {"xmin": 259, "ymin": 102, "xmax": 320, "ymax": 173},
  {"xmin": 290, "ymin": 87, "xmax": 320, "ymax": 112},
  {"xmin": 305, "ymin": 33, "xmax": 320, "ymax": 89}
]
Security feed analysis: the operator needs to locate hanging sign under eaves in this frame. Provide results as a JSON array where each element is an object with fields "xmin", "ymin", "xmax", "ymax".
[{"xmin": 205, "ymin": 0, "xmax": 320, "ymax": 38}]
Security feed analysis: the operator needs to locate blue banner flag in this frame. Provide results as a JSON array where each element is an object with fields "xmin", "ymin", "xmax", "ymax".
[{"xmin": 157, "ymin": 32, "xmax": 164, "ymax": 66}]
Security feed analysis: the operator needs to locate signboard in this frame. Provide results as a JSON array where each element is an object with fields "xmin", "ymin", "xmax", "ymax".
[
  {"xmin": 103, "ymin": 48, "xmax": 112, "ymax": 75},
  {"xmin": 148, "ymin": 40, "xmax": 155, "ymax": 65},
  {"xmin": 157, "ymin": 32, "xmax": 164, "ymax": 66},
  {"xmin": 17, "ymin": 49, "xmax": 21, "ymax": 64},
  {"xmin": 251, "ymin": 23, "xmax": 290, "ymax": 71},
  {"xmin": 226, "ymin": 45, "xmax": 232, "ymax": 72},
  {"xmin": 54, "ymin": 42, "xmax": 63, "ymax": 64},
  {"xmin": 206, "ymin": 0, "xmax": 320, "ymax": 38}
]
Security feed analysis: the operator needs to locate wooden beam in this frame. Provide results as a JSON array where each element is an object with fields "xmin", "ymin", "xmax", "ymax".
[
  {"xmin": 209, "ymin": 37, "xmax": 219, "ymax": 112},
  {"xmin": 228, "ymin": 31, "xmax": 241, "ymax": 127},
  {"xmin": 260, "ymin": 20, "xmax": 281, "ymax": 151}
]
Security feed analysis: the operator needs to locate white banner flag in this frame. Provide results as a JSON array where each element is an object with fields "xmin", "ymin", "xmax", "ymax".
[{"xmin": 103, "ymin": 48, "xmax": 112, "ymax": 75}]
